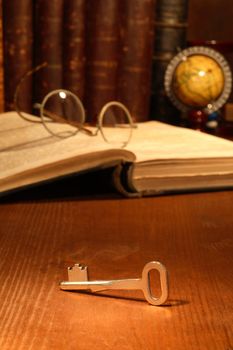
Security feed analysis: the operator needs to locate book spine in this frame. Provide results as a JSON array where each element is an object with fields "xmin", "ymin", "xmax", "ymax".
[
  {"xmin": 85, "ymin": 0, "xmax": 120, "ymax": 122},
  {"xmin": 0, "ymin": 0, "xmax": 4, "ymax": 112},
  {"xmin": 117, "ymin": 0, "xmax": 155, "ymax": 122},
  {"xmin": 3, "ymin": 0, "xmax": 33, "ymax": 112},
  {"xmin": 150, "ymin": 0, "xmax": 189, "ymax": 123},
  {"xmin": 63, "ymin": 0, "xmax": 86, "ymax": 101},
  {"xmin": 34, "ymin": 0, "xmax": 63, "ymax": 102}
]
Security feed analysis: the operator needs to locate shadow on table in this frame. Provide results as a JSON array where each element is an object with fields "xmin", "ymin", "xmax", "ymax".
[{"xmin": 64, "ymin": 289, "xmax": 189, "ymax": 308}]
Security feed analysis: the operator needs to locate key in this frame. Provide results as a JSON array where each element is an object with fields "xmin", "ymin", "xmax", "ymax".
[{"xmin": 60, "ymin": 261, "xmax": 169, "ymax": 306}]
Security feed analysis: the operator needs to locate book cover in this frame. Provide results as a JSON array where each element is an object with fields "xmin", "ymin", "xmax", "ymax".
[
  {"xmin": 117, "ymin": 0, "xmax": 155, "ymax": 122},
  {"xmin": 150, "ymin": 0, "xmax": 189, "ymax": 124},
  {"xmin": 85, "ymin": 0, "xmax": 120, "ymax": 122},
  {"xmin": 63, "ymin": 0, "xmax": 86, "ymax": 101},
  {"xmin": 0, "ymin": 0, "xmax": 4, "ymax": 112},
  {"xmin": 2, "ymin": 0, "xmax": 33, "ymax": 112},
  {"xmin": 34, "ymin": 0, "xmax": 64, "ymax": 102}
]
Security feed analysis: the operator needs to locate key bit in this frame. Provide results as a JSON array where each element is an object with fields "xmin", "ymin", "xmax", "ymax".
[
  {"xmin": 68, "ymin": 263, "xmax": 88, "ymax": 282},
  {"xmin": 60, "ymin": 261, "xmax": 169, "ymax": 306}
]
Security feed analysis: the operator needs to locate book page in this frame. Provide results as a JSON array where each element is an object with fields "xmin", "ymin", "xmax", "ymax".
[
  {"xmin": 0, "ymin": 112, "xmax": 135, "ymax": 180},
  {"xmin": 126, "ymin": 121, "xmax": 233, "ymax": 163}
]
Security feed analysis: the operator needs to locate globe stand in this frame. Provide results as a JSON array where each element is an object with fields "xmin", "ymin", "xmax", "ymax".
[{"xmin": 187, "ymin": 109, "xmax": 208, "ymax": 131}]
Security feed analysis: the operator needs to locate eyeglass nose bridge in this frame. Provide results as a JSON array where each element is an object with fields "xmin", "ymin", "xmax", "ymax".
[{"xmin": 33, "ymin": 103, "xmax": 41, "ymax": 110}]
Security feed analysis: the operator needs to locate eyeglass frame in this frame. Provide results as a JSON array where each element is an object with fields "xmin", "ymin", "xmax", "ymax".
[{"xmin": 13, "ymin": 62, "xmax": 135, "ymax": 147}]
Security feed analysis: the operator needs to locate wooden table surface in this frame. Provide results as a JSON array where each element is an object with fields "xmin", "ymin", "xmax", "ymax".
[{"xmin": 0, "ymin": 191, "xmax": 233, "ymax": 350}]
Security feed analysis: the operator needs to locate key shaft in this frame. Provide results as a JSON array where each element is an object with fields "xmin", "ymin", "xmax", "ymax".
[{"xmin": 60, "ymin": 278, "xmax": 142, "ymax": 293}]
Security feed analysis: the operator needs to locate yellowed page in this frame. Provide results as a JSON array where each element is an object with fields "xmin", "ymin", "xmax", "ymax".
[
  {"xmin": 0, "ymin": 112, "xmax": 134, "ymax": 181},
  {"xmin": 126, "ymin": 121, "xmax": 233, "ymax": 163}
]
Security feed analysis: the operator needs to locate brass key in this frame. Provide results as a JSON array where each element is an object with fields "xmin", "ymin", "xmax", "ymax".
[{"xmin": 60, "ymin": 261, "xmax": 169, "ymax": 306}]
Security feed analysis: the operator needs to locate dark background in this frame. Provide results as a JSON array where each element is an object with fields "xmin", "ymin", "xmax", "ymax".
[{"xmin": 188, "ymin": 0, "xmax": 233, "ymax": 41}]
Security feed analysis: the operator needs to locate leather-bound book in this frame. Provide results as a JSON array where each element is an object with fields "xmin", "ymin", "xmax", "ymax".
[
  {"xmin": 63, "ymin": 0, "xmax": 86, "ymax": 101},
  {"xmin": 3, "ymin": 0, "xmax": 33, "ymax": 112},
  {"xmin": 117, "ymin": 0, "xmax": 155, "ymax": 122},
  {"xmin": 34, "ymin": 0, "xmax": 63, "ymax": 102},
  {"xmin": 0, "ymin": 1, "xmax": 4, "ymax": 112},
  {"xmin": 150, "ymin": 0, "xmax": 189, "ymax": 124},
  {"xmin": 85, "ymin": 0, "xmax": 120, "ymax": 122}
]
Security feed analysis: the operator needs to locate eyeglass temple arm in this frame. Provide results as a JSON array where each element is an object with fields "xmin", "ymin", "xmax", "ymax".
[
  {"xmin": 41, "ymin": 107, "xmax": 94, "ymax": 136},
  {"xmin": 13, "ymin": 62, "xmax": 93, "ymax": 136},
  {"xmin": 13, "ymin": 62, "xmax": 48, "ymax": 122}
]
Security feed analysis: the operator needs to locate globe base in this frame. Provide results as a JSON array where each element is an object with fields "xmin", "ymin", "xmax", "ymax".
[{"xmin": 188, "ymin": 109, "xmax": 208, "ymax": 131}]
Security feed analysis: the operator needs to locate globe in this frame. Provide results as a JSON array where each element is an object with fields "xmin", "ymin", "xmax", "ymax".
[
  {"xmin": 164, "ymin": 46, "xmax": 232, "ymax": 114},
  {"xmin": 173, "ymin": 55, "xmax": 224, "ymax": 107}
]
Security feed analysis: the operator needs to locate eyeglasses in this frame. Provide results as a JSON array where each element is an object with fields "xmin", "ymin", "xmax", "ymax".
[{"xmin": 14, "ymin": 63, "xmax": 134, "ymax": 148}]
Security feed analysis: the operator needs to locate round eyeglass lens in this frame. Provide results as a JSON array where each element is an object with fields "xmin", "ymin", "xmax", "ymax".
[
  {"xmin": 99, "ymin": 102, "xmax": 133, "ymax": 147},
  {"xmin": 40, "ymin": 90, "xmax": 85, "ymax": 137}
]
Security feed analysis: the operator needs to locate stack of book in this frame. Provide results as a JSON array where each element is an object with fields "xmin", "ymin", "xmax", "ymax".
[{"xmin": 1, "ymin": 0, "xmax": 157, "ymax": 123}]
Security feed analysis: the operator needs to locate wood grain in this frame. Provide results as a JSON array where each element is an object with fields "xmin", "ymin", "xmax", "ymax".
[{"xmin": 0, "ymin": 191, "xmax": 233, "ymax": 349}]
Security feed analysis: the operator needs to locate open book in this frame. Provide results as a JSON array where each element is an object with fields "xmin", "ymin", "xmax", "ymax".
[{"xmin": 1, "ymin": 111, "xmax": 233, "ymax": 197}]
